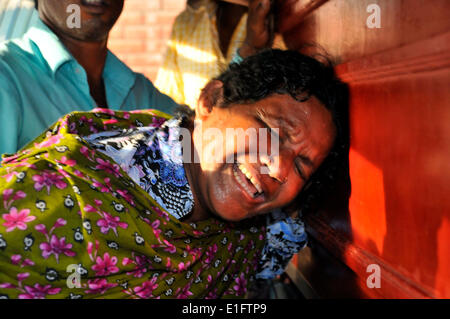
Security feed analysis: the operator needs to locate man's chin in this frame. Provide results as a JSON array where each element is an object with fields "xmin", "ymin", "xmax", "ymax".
[
  {"xmin": 69, "ymin": 27, "xmax": 109, "ymax": 42},
  {"xmin": 70, "ymin": 17, "xmax": 114, "ymax": 41}
]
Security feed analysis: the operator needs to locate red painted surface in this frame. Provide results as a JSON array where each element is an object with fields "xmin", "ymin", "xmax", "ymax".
[
  {"xmin": 279, "ymin": 0, "xmax": 450, "ymax": 298},
  {"xmin": 348, "ymin": 148, "xmax": 386, "ymax": 256}
]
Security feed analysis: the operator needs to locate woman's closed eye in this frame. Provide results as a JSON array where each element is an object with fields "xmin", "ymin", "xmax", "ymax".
[{"xmin": 294, "ymin": 157, "xmax": 311, "ymax": 181}]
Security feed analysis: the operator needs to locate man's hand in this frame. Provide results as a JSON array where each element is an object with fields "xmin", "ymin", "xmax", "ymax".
[{"xmin": 239, "ymin": 0, "xmax": 274, "ymax": 58}]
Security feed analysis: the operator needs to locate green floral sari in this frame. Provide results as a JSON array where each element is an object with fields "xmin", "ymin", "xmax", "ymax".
[{"xmin": 0, "ymin": 109, "xmax": 265, "ymax": 299}]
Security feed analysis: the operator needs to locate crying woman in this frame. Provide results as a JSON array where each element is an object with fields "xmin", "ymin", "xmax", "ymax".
[{"xmin": 0, "ymin": 49, "xmax": 346, "ymax": 299}]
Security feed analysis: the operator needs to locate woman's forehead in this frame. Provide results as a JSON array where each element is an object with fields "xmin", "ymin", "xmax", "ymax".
[
  {"xmin": 253, "ymin": 94, "xmax": 328, "ymax": 125},
  {"xmin": 253, "ymin": 94, "xmax": 335, "ymax": 148}
]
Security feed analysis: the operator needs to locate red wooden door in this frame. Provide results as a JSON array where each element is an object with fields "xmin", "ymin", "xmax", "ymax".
[{"xmin": 276, "ymin": 0, "xmax": 450, "ymax": 298}]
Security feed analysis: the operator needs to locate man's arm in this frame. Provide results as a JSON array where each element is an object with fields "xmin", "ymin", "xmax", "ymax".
[
  {"xmin": 149, "ymin": 81, "xmax": 181, "ymax": 115},
  {"xmin": 238, "ymin": 0, "xmax": 274, "ymax": 59},
  {"xmin": 134, "ymin": 73, "xmax": 181, "ymax": 116}
]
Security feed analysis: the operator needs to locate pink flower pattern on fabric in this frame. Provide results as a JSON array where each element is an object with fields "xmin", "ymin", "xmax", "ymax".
[
  {"xmin": 39, "ymin": 235, "xmax": 76, "ymax": 263},
  {"xmin": 0, "ymin": 273, "xmax": 61, "ymax": 299},
  {"xmin": 11, "ymin": 255, "xmax": 35, "ymax": 268},
  {"xmin": 34, "ymin": 133, "xmax": 63, "ymax": 149},
  {"xmin": 122, "ymin": 253, "xmax": 152, "ymax": 278},
  {"xmin": 133, "ymin": 277, "xmax": 158, "ymax": 298},
  {"xmin": 95, "ymin": 158, "xmax": 122, "ymax": 178},
  {"xmin": 56, "ymin": 156, "xmax": 77, "ymax": 167},
  {"xmin": 2, "ymin": 189, "xmax": 26, "ymax": 210},
  {"xmin": 96, "ymin": 212, "xmax": 128, "ymax": 236},
  {"xmin": 19, "ymin": 284, "xmax": 61, "ymax": 299},
  {"xmin": 32, "ymin": 171, "xmax": 67, "ymax": 195},
  {"xmin": 85, "ymin": 199, "xmax": 128, "ymax": 236},
  {"xmin": 84, "ymin": 278, "xmax": 118, "ymax": 295},
  {"xmin": 2, "ymin": 207, "xmax": 35, "ymax": 232},
  {"xmin": 91, "ymin": 253, "xmax": 119, "ymax": 277},
  {"xmin": 175, "ymin": 284, "xmax": 193, "ymax": 299},
  {"xmin": 233, "ymin": 273, "xmax": 247, "ymax": 296}
]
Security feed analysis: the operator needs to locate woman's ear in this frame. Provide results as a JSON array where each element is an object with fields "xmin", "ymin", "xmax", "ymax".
[{"xmin": 196, "ymin": 80, "xmax": 224, "ymax": 120}]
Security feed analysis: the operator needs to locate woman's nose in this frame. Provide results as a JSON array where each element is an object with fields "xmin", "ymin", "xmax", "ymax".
[{"xmin": 260, "ymin": 149, "xmax": 294, "ymax": 184}]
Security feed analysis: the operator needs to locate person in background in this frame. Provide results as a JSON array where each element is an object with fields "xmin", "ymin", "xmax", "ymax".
[
  {"xmin": 0, "ymin": 0, "xmax": 178, "ymax": 157},
  {"xmin": 155, "ymin": 0, "xmax": 282, "ymax": 109}
]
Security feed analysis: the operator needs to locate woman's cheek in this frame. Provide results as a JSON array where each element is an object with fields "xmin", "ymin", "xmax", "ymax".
[
  {"xmin": 196, "ymin": 137, "xmax": 221, "ymax": 172},
  {"xmin": 280, "ymin": 179, "xmax": 304, "ymax": 206}
]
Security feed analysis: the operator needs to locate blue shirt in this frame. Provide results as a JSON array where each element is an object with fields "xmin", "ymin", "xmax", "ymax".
[{"xmin": 0, "ymin": 18, "xmax": 179, "ymax": 157}]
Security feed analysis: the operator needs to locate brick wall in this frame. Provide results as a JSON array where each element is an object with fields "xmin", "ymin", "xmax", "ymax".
[{"xmin": 108, "ymin": 0, "xmax": 186, "ymax": 82}]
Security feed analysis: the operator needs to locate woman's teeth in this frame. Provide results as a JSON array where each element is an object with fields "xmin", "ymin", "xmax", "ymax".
[
  {"xmin": 238, "ymin": 164, "xmax": 263, "ymax": 193},
  {"xmin": 234, "ymin": 164, "xmax": 263, "ymax": 198}
]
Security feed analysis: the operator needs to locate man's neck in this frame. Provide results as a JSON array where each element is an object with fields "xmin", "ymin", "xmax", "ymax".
[
  {"xmin": 41, "ymin": 18, "xmax": 109, "ymax": 106},
  {"xmin": 61, "ymin": 37, "xmax": 109, "ymax": 107},
  {"xmin": 61, "ymin": 36, "xmax": 108, "ymax": 85}
]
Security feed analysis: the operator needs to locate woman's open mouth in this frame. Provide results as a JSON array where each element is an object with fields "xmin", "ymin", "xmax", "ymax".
[{"xmin": 232, "ymin": 163, "xmax": 265, "ymax": 203}]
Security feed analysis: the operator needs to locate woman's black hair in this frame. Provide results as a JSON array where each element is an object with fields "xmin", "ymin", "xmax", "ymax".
[
  {"xmin": 34, "ymin": 0, "xmax": 38, "ymax": 9},
  {"xmin": 214, "ymin": 49, "xmax": 350, "ymax": 216}
]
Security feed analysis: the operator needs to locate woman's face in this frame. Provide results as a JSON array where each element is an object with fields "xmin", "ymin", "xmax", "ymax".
[{"xmin": 190, "ymin": 92, "xmax": 336, "ymax": 221}]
